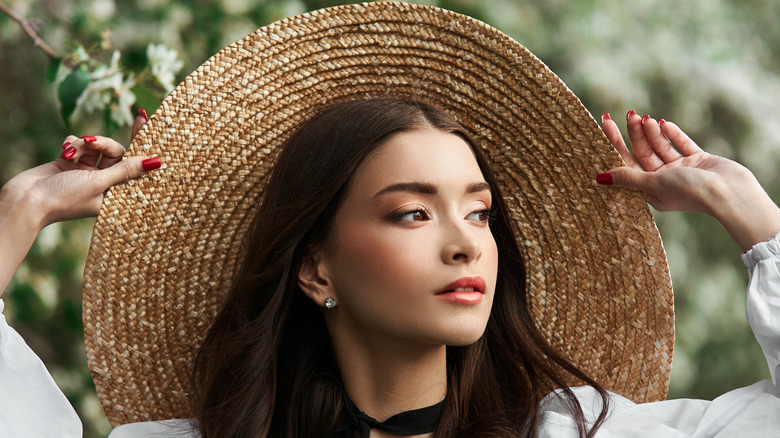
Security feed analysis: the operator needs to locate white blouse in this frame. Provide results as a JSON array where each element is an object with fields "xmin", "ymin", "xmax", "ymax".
[{"xmin": 2, "ymin": 234, "xmax": 779, "ymax": 437}]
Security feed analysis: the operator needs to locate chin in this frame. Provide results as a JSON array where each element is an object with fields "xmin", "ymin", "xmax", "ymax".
[
  {"xmin": 445, "ymin": 333, "xmax": 485, "ymax": 347},
  {"xmin": 437, "ymin": 321, "xmax": 488, "ymax": 347}
]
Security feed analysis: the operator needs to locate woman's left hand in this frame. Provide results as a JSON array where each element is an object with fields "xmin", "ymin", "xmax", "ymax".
[
  {"xmin": 599, "ymin": 111, "xmax": 780, "ymax": 251},
  {"xmin": 0, "ymin": 113, "xmax": 156, "ymax": 227},
  {"xmin": 0, "ymin": 112, "xmax": 158, "ymax": 295}
]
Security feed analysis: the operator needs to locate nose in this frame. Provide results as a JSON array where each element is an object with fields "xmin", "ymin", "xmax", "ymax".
[{"xmin": 441, "ymin": 221, "xmax": 483, "ymax": 265}]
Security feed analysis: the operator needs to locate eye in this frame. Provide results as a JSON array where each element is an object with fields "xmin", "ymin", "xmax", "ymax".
[
  {"xmin": 390, "ymin": 208, "xmax": 431, "ymax": 222},
  {"xmin": 466, "ymin": 209, "xmax": 491, "ymax": 222}
]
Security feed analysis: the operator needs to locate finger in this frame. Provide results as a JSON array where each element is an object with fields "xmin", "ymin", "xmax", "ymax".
[
  {"xmin": 98, "ymin": 156, "xmax": 162, "ymax": 188},
  {"xmin": 600, "ymin": 166, "xmax": 649, "ymax": 192},
  {"xmin": 61, "ymin": 135, "xmax": 79, "ymax": 150},
  {"xmin": 58, "ymin": 135, "xmax": 81, "ymax": 163},
  {"xmin": 659, "ymin": 119, "xmax": 702, "ymax": 156},
  {"xmin": 131, "ymin": 109, "xmax": 149, "ymax": 140},
  {"xmin": 627, "ymin": 112, "xmax": 665, "ymax": 171},
  {"xmin": 60, "ymin": 136, "xmax": 128, "ymax": 168},
  {"xmin": 642, "ymin": 115, "xmax": 682, "ymax": 163},
  {"xmin": 601, "ymin": 113, "xmax": 641, "ymax": 169},
  {"xmin": 59, "ymin": 137, "xmax": 82, "ymax": 162},
  {"xmin": 597, "ymin": 167, "xmax": 670, "ymax": 211}
]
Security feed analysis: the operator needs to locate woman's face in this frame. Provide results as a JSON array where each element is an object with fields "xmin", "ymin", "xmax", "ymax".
[{"xmin": 314, "ymin": 128, "xmax": 498, "ymax": 349}]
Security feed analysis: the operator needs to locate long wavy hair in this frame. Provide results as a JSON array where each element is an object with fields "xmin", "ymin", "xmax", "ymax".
[{"xmin": 191, "ymin": 98, "xmax": 610, "ymax": 437}]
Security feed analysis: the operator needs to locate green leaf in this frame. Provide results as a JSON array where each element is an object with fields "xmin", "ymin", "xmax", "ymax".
[
  {"xmin": 61, "ymin": 299, "xmax": 84, "ymax": 331},
  {"xmin": 46, "ymin": 58, "xmax": 63, "ymax": 84},
  {"xmin": 131, "ymin": 84, "xmax": 163, "ymax": 115},
  {"xmin": 104, "ymin": 105, "xmax": 119, "ymax": 135},
  {"xmin": 57, "ymin": 66, "xmax": 91, "ymax": 127},
  {"xmin": 8, "ymin": 282, "xmax": 45, "ymax": 323}
]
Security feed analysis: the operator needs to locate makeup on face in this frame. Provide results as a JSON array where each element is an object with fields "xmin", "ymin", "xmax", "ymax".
[{"xmin": 319, "ymin": 128, "xmax": 499, "ymax": 349}]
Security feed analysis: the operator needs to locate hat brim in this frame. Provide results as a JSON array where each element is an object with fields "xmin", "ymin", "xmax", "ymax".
[{"xmin": 83, "ymin": 2, "xmax": 674, "ymax": 426}]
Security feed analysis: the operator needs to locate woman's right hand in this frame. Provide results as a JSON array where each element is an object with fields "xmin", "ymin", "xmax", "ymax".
[
  {"xmin": 0, "ymin": 111, "xmax": 160, "ymax": 295},
  {"xmin": 599, "ymin": 111, "xmax": 780, "ymax": 252}
]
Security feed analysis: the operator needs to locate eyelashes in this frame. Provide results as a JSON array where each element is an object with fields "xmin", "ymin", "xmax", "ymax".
[
  {"xmin": 387, "ymin": 208, "xmax": 431, "ymax": 223},
  {"xmin": 474, "ymin": 205, "xmax": 498, "ymax": 224},
  {"xmin": 488, "ymin": 205, "xmax": 498, "ymax": 223},
  {"xmin": 466, "ymin": 209, "xmax": 491, "ymax": 222},
  {"xmin": 387, "ymin": 206, "xmax": 495, "ymax": 224}
]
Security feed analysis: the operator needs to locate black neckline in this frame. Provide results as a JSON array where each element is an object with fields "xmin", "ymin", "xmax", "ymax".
[{"xmin": 328, "ymin": 393, "xmax": 446, "ymax": 438}]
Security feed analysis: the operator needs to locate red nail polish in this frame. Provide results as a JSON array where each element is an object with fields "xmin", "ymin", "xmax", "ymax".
[
  {"xmin": 61, "ymin": 146, "xmax": 77, "ymax": 160},
  {"xmin": 82, "ymin": 135, "xmax": 97, "ymax": 143},
  {"xmin": 142, "ymin": 157, "xmax": 162, "ymax": 171},
  {"xmin": 596, "ymin": 173, "xmax": 614, "ymax": 185},
  {"xmin": 641, "ymin": 114, "xmax": 651, "ymax": 125},
  {"xmin": 659, "ymin": 119, "xmax": 666, "ymax": 126},
  {"xmin": 62, "ymin": 141, "xmax": 71, "ymax": 150},
  {"xmin": 601, "ymin": 112, "xmax": 611, "ymax": 121},
  {"xmin": 626, "ymin": 110, "xmax": 636, "ymax": 120},
  {"xmin": 139, "ymin": 108, "xmax": 148, "ymax": 122}
]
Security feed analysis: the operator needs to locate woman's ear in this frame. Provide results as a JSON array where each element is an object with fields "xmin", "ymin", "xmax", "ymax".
[{"xmin": 298, "ymin": 250, "xmax": 335, "ymax": 307}]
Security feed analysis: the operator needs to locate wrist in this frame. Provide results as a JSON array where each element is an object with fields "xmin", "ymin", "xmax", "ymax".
[
  {"xmin": 0, "ymin": 185, "xmax": 47, "ymax": 296},
  {"xmin": 0, "ymin": 184, "xmax": 47, "ymax": 233},
  {"xmin": 703, "ymin": 170, "xmax": 780, "ymax": 251}
]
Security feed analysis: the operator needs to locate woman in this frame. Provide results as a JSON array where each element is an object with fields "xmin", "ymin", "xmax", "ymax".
[
  {"xmin": 3, "ymin": 3, "xmax": 780, "ymax": 437},
  {"xmin": 189, "ymin": 98, "xmax": 610, "ymax": 437},
  {"xmin": 1, "ymin": 98, "xmax": 779, "ymax": 438},
  {"xmin": 188, "ymin": 98, "xmax": 780, "ymax": 438}
]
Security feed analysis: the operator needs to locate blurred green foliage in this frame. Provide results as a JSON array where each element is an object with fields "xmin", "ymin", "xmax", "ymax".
[{"xmin": 2, "ymin": 0, "xmax": 779, "ymax": 436}]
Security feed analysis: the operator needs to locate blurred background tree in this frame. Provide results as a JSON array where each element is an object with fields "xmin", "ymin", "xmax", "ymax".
[{"xmin": 2, "ymin": 0, "xmax": 778, "ymax": 436}]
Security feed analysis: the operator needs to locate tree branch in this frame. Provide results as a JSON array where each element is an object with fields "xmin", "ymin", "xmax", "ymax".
[{"xmin": 0, "ymin": 2, "xmax": 61, "ymax": 60}]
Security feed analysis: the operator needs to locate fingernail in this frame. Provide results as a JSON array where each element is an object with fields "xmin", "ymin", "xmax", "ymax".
[
  {"xmin": 139, "ymin": 108, "xmax": 148, "ymax": 122},
  {"xmin": 142, "ymin": 157, "xmax": 162, "ymax": 171},
  {"xmin": 82, "ymin": 135, "xmax": 97, "ymax": 143},
  {"xmin": 61, "ymin": 146, "xmax": 77, "ymax": 160},
  {"xmin": 601, "ymin": 112, "xmax": 611, "ymax": 121},
  {"xmin": 62, "ymin": 141, "xmax": 71, "ymax": 150},
  {"xmin": 659, "ymin": 119, "xmax": 666, "ymax": 126},
  {"xmin": 626, "ymin": 110, "xmax": 636, "ymax": 120},
  {"xmin": 641, "ymin": 114, "xmax": 650, "ymax": 125},
  {"xmin": 596, "ymin": 173, "xmax": 614, "ymax": 185}
]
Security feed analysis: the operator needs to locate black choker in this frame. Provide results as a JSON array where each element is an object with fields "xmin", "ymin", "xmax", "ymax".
[{"xmin": 328, "ymin": 393, "xmax": 446, "ymax": 438}]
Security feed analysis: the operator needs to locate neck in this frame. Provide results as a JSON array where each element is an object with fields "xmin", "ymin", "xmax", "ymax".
[{"xmin": 328, "ymin": 326, "xmax": 448, "ymax": 423}]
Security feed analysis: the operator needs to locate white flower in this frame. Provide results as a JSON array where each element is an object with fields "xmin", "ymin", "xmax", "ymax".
[
  {"xmin": 90, "ymin": 0, "xmax": 116, "ymax": 20},
  {"xmin": 76, "ymin": 51, "xmax": 123, "ymax": 114},
  {"xmin": 110, "ymin": 73, "xmax": 137, "ymax": 126},
  {"xmin": 74, "ymin": 45, "xmax": 90, "ymax": 63},
  {"xmin": 147, "ymin": 43, "xmax": 184, "ymax": 91},
  {"xmin": 75, "ymin": 50, "xmax": 137, "ymax": 126},
  {"xmin": 77, "ymin": 79, "xmax": 113, "ymax": 114}
]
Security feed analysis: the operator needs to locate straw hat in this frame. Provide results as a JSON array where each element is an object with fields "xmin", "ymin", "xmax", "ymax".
[{"xmin": 83, "ymin": 1, "xmax": 674, "ymax": 426}]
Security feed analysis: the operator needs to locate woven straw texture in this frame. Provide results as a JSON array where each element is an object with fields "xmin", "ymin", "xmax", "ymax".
[{"xmin": 83, "ymin": 2, "xmax": 674, "ymax": 426}]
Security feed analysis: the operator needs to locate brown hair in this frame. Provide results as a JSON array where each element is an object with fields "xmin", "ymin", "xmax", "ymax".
[{"xmin": 191, "ymin": 98, "xmax": 610, "ymax": 437}]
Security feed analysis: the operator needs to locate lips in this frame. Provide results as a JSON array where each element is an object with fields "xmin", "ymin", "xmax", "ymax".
[{"xmin": 437, "ymin": 276, "xmax": 486, "ymax": 295}]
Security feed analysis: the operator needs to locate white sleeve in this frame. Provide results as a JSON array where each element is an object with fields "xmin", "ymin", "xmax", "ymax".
[
  {"xmin": 108, "ymin": 419, "xmax": 200, "ymax": 437},
  {"xmin": 0, "ymin": 299, "xmax": 82, "ymax": 437},
  {"xmin": 538, "ymin": 233, "xmax": 780, "ymax": 437},
  {"xmin": 741, "ymin": 230, "xmax": 780, "ymax": 385}
]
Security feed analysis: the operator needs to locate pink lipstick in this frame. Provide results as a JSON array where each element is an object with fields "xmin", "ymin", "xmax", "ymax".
[{"xmin": 436, "ymin": 276, "xmax": 486, "ymax": 304}]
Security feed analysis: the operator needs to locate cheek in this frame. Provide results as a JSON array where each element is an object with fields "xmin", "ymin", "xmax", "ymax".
[
  {"xmin": 487, "ymin": 232, "xmax": 499, "ymax": 269},
  {"xmin": 330, "ymin": 223, "xmax": 433, "ymax": 307},
  {"xmin": 331, "ymin": 224, "xmax": 428, "ymax": 294},
  {"xmin": 488, "ymin": 244, "xmax": 499, "ymax": 302}
]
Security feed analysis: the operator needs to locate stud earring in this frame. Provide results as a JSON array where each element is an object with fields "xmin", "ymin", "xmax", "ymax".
[{"xmin": 325, "ymin": 297, "xmax": 336, "ymax": 309}]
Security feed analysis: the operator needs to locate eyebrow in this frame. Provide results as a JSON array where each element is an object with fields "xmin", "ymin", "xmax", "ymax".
[{"xmin": 373, "ymin": 181, "xmax": 491, "ymax": 198}]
